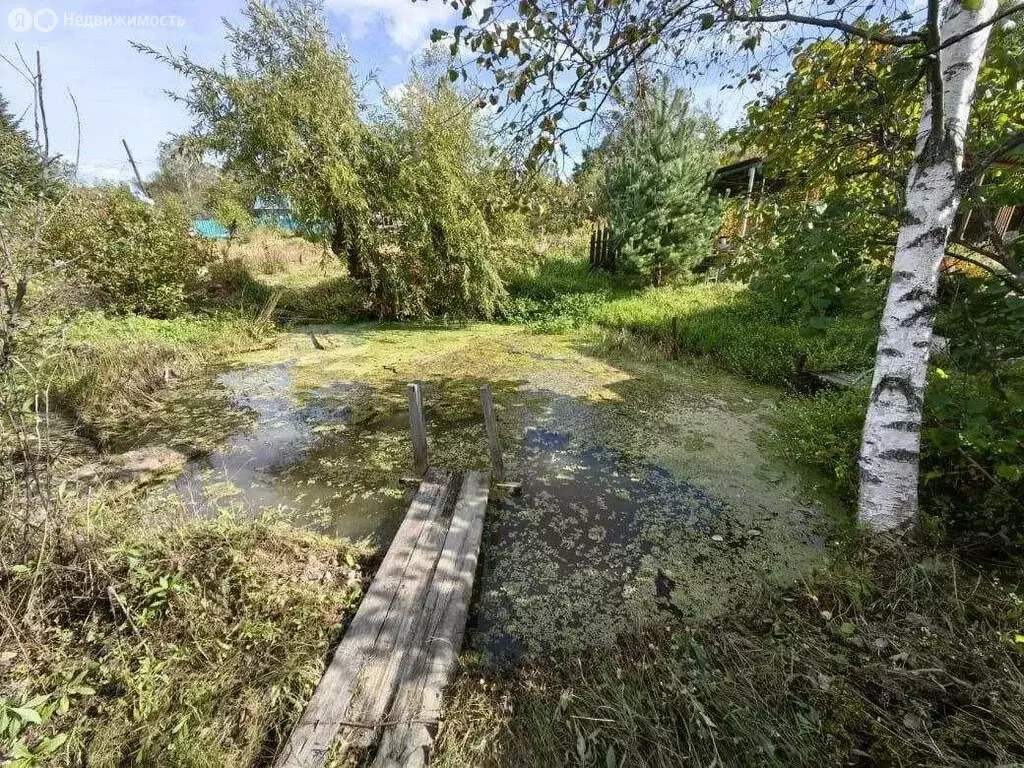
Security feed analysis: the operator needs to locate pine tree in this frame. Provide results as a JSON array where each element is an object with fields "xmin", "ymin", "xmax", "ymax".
[
  {"xmin": 604, "ymin": 79, "xmax": 723, "ymax": 286},
  {"xmin": 0, "ymin": 93, "xmax": 47, "ymax": 209}
]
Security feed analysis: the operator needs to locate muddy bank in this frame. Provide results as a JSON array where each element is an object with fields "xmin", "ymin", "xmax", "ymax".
[{"xmin": 111, "ymin": 323, "xmax": 839, "ymax": 658}]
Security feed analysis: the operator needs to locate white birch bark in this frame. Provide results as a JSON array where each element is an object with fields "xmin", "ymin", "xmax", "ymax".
[{"xmin": 858, "ymin": 0, "xmax": 998, "ymax": 531}]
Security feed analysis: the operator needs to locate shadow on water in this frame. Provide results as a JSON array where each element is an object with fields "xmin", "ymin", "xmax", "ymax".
[
  {"xmin": 472, "ymin": 398, "xmax": 826, "ymax": 662},
  {"xmin": 118, "ymin": 324, "xmax": 837, "ymax": 660}
]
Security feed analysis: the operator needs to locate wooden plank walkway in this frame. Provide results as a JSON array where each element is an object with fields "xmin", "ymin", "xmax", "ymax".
[{"xmin": 275, "ymin": 469, "xmax": 490, "ymax": 768}]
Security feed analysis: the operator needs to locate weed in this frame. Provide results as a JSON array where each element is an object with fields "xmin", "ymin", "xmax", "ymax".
[
  {"xmin": 0, "ymin": 489, "xmax": 372, "ymax": 766},
  {"xmin": 434, "ymin": 540, "xmax": 1024, "ymax": 767}
]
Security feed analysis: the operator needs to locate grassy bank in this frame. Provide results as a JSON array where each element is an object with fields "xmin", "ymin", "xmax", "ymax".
[
  {"xmin": 51, "ymin": 311, "xmax": 259, "ymax": 446},
  {"xmin": 1, "ymin": 489, "xmax": 372, "ymax": 765},
  {"xmin": 435, "ymin": 540, "xmax": 1024, "ymax": 767},
  {"xmin": 501, "ymin": 247, "xmax": 875, "ymax": 387}
]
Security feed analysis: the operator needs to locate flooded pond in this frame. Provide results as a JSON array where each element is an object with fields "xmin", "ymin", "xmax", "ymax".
[{"xmin": 119, "ymin": 323, "xmax": 838, "ymax": 659}]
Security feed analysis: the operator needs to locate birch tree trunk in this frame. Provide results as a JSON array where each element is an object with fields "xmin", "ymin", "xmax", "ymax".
[{"xmin": 858, "ymin": 0, "xmax": 998, "ymax": 530}]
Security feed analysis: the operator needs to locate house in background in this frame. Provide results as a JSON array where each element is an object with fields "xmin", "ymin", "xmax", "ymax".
[
  {"xmin": 711, "ymin": 155, "xmax": 1021, "ymax": 248},
  {"xmin": 956, "ymin": 149, "xmax": 1023, "ymax": 247},
  {"xmin": 190, "ymin": 218, "xmax": 232, "ymax": 239},
  {"xmin": 253, "ymin": 198, "xmax": 302, "ymax": 233}
]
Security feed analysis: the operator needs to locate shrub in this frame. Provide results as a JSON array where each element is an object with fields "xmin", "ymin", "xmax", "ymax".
[
  {"xmin": 775, "ymin": 366, "xmax": 1024, "ymax": 553},
  {"xmin": 46, "ymin": 188, "xmax": 212, "ymax": 317},
  {"xmin": 361, "ymin": 74, "xmax": 514, "ymax": 319},
  {"xmin": 743, "ymin": 194, "xmax": 891, "ymax": 323}
]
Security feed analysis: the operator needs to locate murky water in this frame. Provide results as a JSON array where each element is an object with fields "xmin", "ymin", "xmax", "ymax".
[{"xmin": 119, "ymin": 323, "xmax": 838, "ymax": 659}]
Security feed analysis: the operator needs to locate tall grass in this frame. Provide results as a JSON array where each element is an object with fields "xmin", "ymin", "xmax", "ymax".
[
  {"xmin": 592, "ymin": 284, "xmax": 876, "ymax": 387},
  {"xmin": 434, "ymin": 540, "xmax": 1024, "ymax": 767},
  {"xmin": 0, "ymin": 487, "xmax": 372, "ymax": 765},
  {"xmin": 51, "ymin": 311, "xmax": 257, "ymax": 445}
]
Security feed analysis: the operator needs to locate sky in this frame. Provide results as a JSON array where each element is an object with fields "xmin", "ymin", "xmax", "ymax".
[{"xmin": 0, "ymin": 0, "xmax": 750, "ymax": 183}]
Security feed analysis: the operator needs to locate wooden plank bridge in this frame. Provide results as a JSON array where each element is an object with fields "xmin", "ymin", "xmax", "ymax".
[{"xmin": 276, "ymin": 384, "xmax": 506, "ymax": 768}]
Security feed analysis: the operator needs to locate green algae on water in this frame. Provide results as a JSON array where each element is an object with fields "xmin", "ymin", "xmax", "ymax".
[{"xmin": 126, "ymin": 322, "xmax": 839, "ymax": 657}]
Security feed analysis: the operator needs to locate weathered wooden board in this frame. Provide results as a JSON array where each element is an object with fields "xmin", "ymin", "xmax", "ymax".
[
  {"xmin": 275, "ymin": 469, "xmax": 490, "ymax": 768},
  {"xmin": 372, "ymin": 471, "xmax": 490, "ymax": 768},
  {"xmin": 276, "ymin": 468, "xmax": 455, "ymax": 768}
]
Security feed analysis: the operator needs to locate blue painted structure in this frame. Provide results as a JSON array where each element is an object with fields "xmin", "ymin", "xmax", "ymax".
[{"xmin": 191, "ymin": 218, "xmax": 232, "ymax": 239}]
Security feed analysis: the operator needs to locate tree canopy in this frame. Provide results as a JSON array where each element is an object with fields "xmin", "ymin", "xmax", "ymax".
[{"xmin": 137, "ymin": 0, "xmax": 366, "ymax": 272}]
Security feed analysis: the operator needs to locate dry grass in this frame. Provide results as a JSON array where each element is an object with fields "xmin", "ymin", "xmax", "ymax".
[
  {"xmin": 434, "ymin": 538, "xmax": 1024, "ymax": 767},
  {"xmin": 0, "ymin": 485, "xmax": 373, "ymax": 766},
  {"xmin": 224, "ymin": 228, "xmax": 340, "ymax": 289}
]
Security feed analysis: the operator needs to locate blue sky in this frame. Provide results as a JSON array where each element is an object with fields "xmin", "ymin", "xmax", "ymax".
[{"xmin": 1, "ymin": 0, "xmax": 749, "ymax": 183}]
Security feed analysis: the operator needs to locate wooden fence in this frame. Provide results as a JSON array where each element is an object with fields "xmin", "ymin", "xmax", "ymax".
[{"xmin": 589, "ymin": 225, "xmax": 619, "ymax": 271}]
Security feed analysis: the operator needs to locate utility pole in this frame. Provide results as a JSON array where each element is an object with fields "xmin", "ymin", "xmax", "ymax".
[{"xmin": 121, "ymin": 138, "xmax": 149, "ymax": 197}]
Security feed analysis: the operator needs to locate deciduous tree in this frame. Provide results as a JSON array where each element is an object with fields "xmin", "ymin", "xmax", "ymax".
[
  {"xmin": 437, "ymin": 0, "xmax": 1024, "ymax": 530},
  {"xmin": 138, "ymin": 0, "xmax": 367, "ymax": 276}
]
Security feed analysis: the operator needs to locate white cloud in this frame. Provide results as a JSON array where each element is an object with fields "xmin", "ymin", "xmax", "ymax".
[
  {"xmin": 77, "ymin": 161, "xmax": 135, "ymax": 185},
  {"xmin": 326, "ymin": 0, "xmax": 454, "ymax": 50}
]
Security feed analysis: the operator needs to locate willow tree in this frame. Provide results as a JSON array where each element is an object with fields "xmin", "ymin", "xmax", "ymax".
[
  {"xmin": 438, "ymin": 0, "xmax": 1023, "ymax": 531},
  {"xmin": 137, "ymin": 0, "xmax": 367, "ymax": 276},
  {"xmin": 361, "ymin": 66, "xmax": 517, "ymax": 318}
]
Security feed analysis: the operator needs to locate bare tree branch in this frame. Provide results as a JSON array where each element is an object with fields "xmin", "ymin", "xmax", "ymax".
[
  {"xmin": 946, "ymin": 245, "xmax": 1024, "ymax": 293},
  {"xmin": 924, "ymin": 0, "xmax": 945, "ymax": 148},
  {"xmin": 716, "ymin": 7, "xmax": 923, "ymax": 46},
  {"xmin": 964, "ymin": 130, "xmax": 1024, "ymax": 187}
]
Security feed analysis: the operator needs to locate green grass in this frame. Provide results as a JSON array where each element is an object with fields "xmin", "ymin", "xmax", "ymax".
[
  {"xmin": 52, "ymin": 311, "xmax": 259, "ymax": 446},
  {"xmin": 500, "ymin": 247, "xmax": 639, "ymax": 331},
  {"xmin": 592, "ymin": 284, "xmax": 876, "ymax": 387},
  {"xmin": 499, "ymin": 247, "xmax": 875, "ymax": 386},
  {"xmin": 67, "ymin": 310, "xmax": 253, "ymax": 349},
  {"xmin": 434, "ymin": 540, "xmax": 1024, "ymax": 767}
]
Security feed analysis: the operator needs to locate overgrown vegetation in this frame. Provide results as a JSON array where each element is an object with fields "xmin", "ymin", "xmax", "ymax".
[
  {"xmin": 435, "ymin": 540, "xmax": 1024, "ymax": 767},
  {"xmin": 360, "ymin": 68, "xmax": 520, "ymax": 318},
  {"xmin": 45, "ymin": 188, "xmax": 213, "ymax": 318},
  {"xmin": 0, "ymin": 488, "xmax": 370, "ymax": 765},
  {"xmin": 2, "ymin": 0, "xmax": 1023, "ymax": 763}
]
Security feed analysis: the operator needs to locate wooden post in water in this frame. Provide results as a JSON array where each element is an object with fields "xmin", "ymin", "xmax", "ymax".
[
  {"xmin": 407, "ymin": 383, "xmax": 428, "ymax": 474},
  {"xmin": 479, "ymin": 384, "xmax": 504, "ymax": 483}
]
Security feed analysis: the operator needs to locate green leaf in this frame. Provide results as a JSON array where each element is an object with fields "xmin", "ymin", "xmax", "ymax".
[
  {"xmin": 39, "ymin": 732, "xmax": 69, "ymax": 755},
  {"xmin": 700, "ymin": 14, "xmax": 715, "ymax": 29},
  {"xmin": 995, "ymin": 464, "xmax": 1022, "ymax": 482},
  {"xmin": 11, "ymin": 707, "xmax": 41, "ymax": 725}
]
